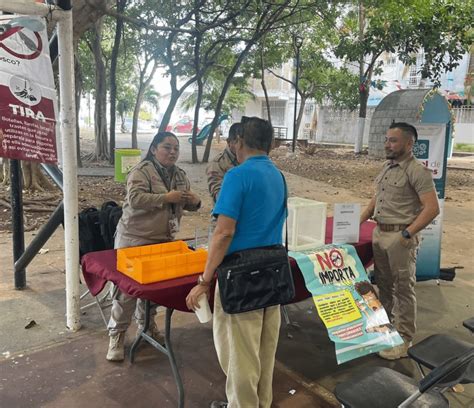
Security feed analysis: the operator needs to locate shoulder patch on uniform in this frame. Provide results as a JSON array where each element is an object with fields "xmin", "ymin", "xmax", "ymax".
[
  {"xmin": 135, "ymin": 160, "xmax": 152, "ymax": 170},
  {"xmin": 176, "ymin": 166, "xmax": 187, "ymax": 175},
  {"xmin": 215, "ymin": 152, "xmax": 226, "ymax": 162}
]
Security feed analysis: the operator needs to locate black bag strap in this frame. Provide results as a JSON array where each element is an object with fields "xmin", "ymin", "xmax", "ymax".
[{"xmin": 280, "ymin": 171, "xmax": 288, "ymax": 252}]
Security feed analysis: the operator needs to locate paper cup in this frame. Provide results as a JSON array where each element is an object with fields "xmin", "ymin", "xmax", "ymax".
[{"xmin": 195, "ymin": 294, "xmax": 212, "ymax": 323}]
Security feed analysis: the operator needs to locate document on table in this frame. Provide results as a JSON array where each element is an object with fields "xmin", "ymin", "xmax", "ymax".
[{"xmin": 333, "ymin": 203, "xmax": 361, "ymax": 244}]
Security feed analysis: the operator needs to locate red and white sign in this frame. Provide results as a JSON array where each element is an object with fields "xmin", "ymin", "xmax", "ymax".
[{"xmin": 0, "ymin": 15, "xmax": 58, "ymax": 164}]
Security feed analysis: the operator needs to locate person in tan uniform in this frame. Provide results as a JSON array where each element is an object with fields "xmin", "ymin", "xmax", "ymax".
[
  {"xmin": 206, "ymin": 123, "xmax": 242, "ymax": 203},
  {"xmin": 360, "ymin": 122, "xmax": 439, "ymax": 360},
  {"xmin": 107, "ymin": 131, "xmax": 201, "ymax": 361}
]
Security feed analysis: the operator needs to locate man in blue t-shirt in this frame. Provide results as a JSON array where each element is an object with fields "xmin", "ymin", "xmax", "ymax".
[
  {"xmin": 213, "ymin": 148, "xmax": 285, "ymax": 255},
  {"xmin": 186, "ymin": 116, "xmax": 286, "ymax": 408}
]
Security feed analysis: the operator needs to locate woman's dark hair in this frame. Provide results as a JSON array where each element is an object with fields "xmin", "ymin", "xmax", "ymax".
[
  {"xmin": 228, "ymin": 122, "xmax": 243, "ymax": 143},
  {"xmin": 240, "ymin": 116, "xmax": 273, "ymax": 153},
  {"xmin": 144, "ymin": 131, "xmax": 179, "ymax": 161}
]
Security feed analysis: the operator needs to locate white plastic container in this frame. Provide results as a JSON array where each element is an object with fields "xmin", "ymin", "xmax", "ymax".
[{"xmin": 285, "ymin": 197, "xmax": 327, "ymax": 251}]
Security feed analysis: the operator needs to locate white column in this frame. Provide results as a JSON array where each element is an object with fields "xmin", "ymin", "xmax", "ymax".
[{"xmin": 57, "ymin": 9, "xmax": 80, "ymax": 331}]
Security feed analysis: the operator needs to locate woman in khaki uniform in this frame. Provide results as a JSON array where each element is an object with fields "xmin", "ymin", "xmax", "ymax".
[{"xmin": 107, "ymin": 131, "xmax": 201, "ymax": 361}]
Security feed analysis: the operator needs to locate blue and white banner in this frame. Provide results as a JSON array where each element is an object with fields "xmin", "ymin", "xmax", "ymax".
[
  {"xmin": 413, "ymin": 125, "xmax": 447, "ymax": 280},
  {"xmin": 290, "ymin": 244, "xmax": 403, "ymax": 364}
]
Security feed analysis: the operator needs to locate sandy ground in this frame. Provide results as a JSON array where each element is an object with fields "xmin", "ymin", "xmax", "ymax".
[{"xmin": 0, "ymin": 130, "xmax": 473, "ymax": 268}]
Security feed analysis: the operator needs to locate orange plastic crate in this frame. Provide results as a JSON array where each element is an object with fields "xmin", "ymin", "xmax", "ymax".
[{"xmin": 116, "ymin": 241, "xmax": 207, "ymax": 284}]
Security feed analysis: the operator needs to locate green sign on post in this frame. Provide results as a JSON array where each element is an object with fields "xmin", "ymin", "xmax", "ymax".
[{"xmin": 114, "ymin": 148, "xmax": 142, "ymax": 182}]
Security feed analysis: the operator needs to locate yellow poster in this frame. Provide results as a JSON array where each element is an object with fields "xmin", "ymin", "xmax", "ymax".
[{"xmin": 313, "ymin": 290, "xmax": 361, "ymax": 329}]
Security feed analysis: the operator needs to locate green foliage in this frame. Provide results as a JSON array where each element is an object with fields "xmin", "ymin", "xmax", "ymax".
[
  {"xmin": 77, "ymin": 15, "xmax": 137, "ymax": 106},
  {"xmin": 257, "ymin": 14, "xmax": 359, "ymax": 109},
  {"xmin": 139, "ymin": 110, "xmax": 153, "ymax": 121},
  {"xmin": 143, "ymin": 86, "xmax": 160, "ymax": 111},
  {"xmin": 454, "ymin": 143, "xmax": 474, "ymax": 153},
  {"xmin": 335, "ymin": 0, "xmax": 474, "ymax": 85},
  {"xmin": 180, "ymin": 75, "xmax": 254, "ymax": 114}
]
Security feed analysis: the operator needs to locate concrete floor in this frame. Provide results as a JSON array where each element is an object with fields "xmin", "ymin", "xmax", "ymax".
[{"xmin": 1, "ymin": 237, "xmax": 473, "ymax": 408}]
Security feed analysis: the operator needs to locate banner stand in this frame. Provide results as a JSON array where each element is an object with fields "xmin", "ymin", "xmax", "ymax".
[{"xmin": 0, "ymin": 1, "xmax": 79, "ymax": 331}]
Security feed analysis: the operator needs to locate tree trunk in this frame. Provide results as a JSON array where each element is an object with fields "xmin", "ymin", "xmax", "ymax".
[
  {"xmin": 191, "ymin": 78, "xmax": 203, "ymax": 163},
  {"xmin": 74, "ymin": 55, "xmax": 83, "ymax": 168},
  {"xmin": 356, "ymin": 65, "xmax": 373, "ymax": 154},
  {"xmin": 158, "ymin": 71, "xmax": 195, "ymax": 133},
  {"xmin": 21, "ymin": 162, "xmax": 55, "ymax": 191},
  {"xmin": 295, "ymin": 94, "xmax": 307, "ymax": 140},
  {"xmin": 131, "ymin": 61, "xmax": 158, "ymax": 148},
  {"xmin": 92, "ymin": 17, "xmax": 109, "ymax": 160},
  {"xmin": 109, "ymin": 0, "xmax": 126, "ymax": 163},
  {"xmin": 260, "ymin": 41, "xmax": 272, "ymax": 126},
  {"xmin": 355, "ymin": 1, "xmax": 366, "ymax": 154},
  {"xmin": 190, "ymin": 19, "xmax": 203, "ymax": 164},
  {"xmin": 202, "ymin": 41, "xmax": 256, "ymax": 162},
  {"xmin": 1, "ymin": 160, "xmax": 54, "ymax": 191},
  {"xmin": 1, "ymin": 159, "xmax": 9, "ymax": 185}
]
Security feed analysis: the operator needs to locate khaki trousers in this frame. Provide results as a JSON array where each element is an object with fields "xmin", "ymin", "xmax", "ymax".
[
  {"xmin": 107, "ymin": 234, "xmax": 157, "ymax": 336},
  {"xmin": 213, "ymin": 286, "xmax": 281, "ymax": 408},
  {"xmin": 372, "ymin": 227, "xmax": 420, "ymax": 342}
]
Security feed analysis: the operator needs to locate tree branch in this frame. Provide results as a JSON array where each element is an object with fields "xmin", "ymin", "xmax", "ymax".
[{"xmin": 84, "ymin": 0, "xmax": 197, "ymax": 34}]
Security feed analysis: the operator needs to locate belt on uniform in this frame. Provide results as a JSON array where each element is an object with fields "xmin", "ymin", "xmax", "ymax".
[{"xmin": 377, "ymin": 223, "xmax": 408, "ymax": 232}]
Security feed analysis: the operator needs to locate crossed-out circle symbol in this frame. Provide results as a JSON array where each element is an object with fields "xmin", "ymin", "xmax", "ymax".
[
  {"xmin": 329, "ymin": 249, "xmax": 344, "ymax": 268},
  {"xmin": 0, "ymin": 26, "xmax": 42, "ymax": 60}
]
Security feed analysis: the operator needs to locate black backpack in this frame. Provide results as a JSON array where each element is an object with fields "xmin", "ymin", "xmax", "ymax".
[
  {"xmin": 99, "ymin": 201, "xmax": 123, "ymax": 250},
  {"xmin": 78, "ymin": 201, "xmax": 122, "ymax": 257}
]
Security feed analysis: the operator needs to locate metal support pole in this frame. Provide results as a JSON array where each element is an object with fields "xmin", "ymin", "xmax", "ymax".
[
  {"xmin": 14, "ymin": 202, "xmax": 64, "ymax": 273},
  {"xmin": 41, "ymin": 163, "xmax": 63, "ymax": 190},
  {"xmin": 10, "ymin": 159, "xmax": 26, "ymax": 289},
  {"xmin": 57, "ymin": 8, "xmax": 80, "ymax": 331}
]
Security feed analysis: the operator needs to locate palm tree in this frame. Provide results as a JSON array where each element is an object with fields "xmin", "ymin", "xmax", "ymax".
[{"xmin": 143, "ymin": 85, "xmax": 160, "ymax": 113}]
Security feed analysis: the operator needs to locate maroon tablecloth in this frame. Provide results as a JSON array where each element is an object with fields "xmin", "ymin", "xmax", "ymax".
[{"xmin": 81, "ymin": 218, "xmax": 376, "ymax": 313}]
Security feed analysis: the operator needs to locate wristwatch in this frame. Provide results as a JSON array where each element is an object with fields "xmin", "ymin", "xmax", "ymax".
[
  {"xmin": 401, "ymin": 229, "xmax": 411, "ymax": 239},
  {"xmin": 197, "ymin": 274, "xmax": 212, "ymax": 287}
]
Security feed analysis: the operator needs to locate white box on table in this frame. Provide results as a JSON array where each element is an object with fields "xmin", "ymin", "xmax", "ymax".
[{"xmin": 285, "ymin": 197, "xmax": 327, "ymax": 251}]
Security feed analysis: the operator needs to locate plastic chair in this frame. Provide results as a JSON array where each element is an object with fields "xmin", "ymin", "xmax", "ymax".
[
  {"xmin": 334, "ymin": 349, "xmax": 474, "ymax": 408},
  {"xmin": 408, "ymin": 333, "xmax": 474, "ymax": 382},
  {"xmin": 463, "ymin": 316, "xmax": 474, "ymax": 332}
]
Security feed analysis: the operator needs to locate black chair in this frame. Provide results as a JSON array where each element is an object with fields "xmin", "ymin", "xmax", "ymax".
[
  {"xmin": 334, "ymin": 349, "xmax": 474, "ymax": 408},
  {"xmin": 408, "ymin": 333, "xmax": 474, "ymax": 382},
  {"xmin": 463, "ymin": 317, "xmax": 474, "ymax": 332}
]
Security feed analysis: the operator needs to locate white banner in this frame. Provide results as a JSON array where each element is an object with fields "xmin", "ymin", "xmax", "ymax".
[
  {"xmin": 414, "ymin": 124, "xmax": 447, "ymax": 280},
  {"xmin": 0, "ymin": 15, "xmax": 58, "ymax": 163}
]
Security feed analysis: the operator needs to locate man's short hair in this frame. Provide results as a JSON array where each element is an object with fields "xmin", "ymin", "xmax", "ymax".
[
  {"xmin": 241, "ymin": 116, "xmax": 273, "ymax": 153},
  {"xmin": 389, "ymin": 122, "xmax": 418, "ymax": 142},
  {"xmin": 354, "ymin": 281, "xmax": 376, "ymax": 296},
  {"xmin": 228, "ymin": 123, "xmax": 243, "ymax": 143}
]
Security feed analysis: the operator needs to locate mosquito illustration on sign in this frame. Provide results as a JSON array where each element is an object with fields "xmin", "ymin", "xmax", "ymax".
[
  {"xmin": 0, "ymin": 16, "xmax": 44, "ymax": 60},
  {"xmin": 329, "ymin": 249, "xmax": 344, "ymax": 268}
]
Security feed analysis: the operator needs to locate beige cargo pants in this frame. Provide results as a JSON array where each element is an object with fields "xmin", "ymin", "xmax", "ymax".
[
  {"xmin": 107, "ymin": 234, "xmax": 159, "ymax": 335},
  {"xmin": 213, "ymin": 286, "xmax": 281, "ymax": 408},
  {"xmin": 372, "ymin": 227, "xmax": 420, "ymax": 342}
]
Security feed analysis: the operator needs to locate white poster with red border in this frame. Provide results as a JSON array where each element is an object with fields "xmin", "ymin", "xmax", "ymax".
[{"xmin": 0, "ymin": 15, "xmax": 58, "ymax": 164}]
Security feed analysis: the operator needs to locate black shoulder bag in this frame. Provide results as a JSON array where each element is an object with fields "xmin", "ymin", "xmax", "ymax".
[{"xmin": 216, "ymin": 173, "xmax": 295, "ymax": 314}]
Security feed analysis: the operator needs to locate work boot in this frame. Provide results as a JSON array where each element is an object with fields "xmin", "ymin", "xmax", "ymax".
[
  {"xmin": 137, "ymin": 321, "xmax": 164, "ymax": 344},
  {"xmin": 378, "ymin": 341, "xmax": 412, "ymax": 360},
  {"xmin": 209, "ymin": 401, "xmax": 228, "ymax": 408},
  {"xmin": 106, "ymin": 332, "xmax": 125, "ymax": 361}
]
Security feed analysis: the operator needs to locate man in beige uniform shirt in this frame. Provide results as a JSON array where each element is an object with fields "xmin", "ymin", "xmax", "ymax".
[
  {"xmin": 360, "ymin": 122, "xmax": 439, "ymax": 360},
  {"xmin": 206, "ymin": 123, "xmax": 241, "ymax": 203}
]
